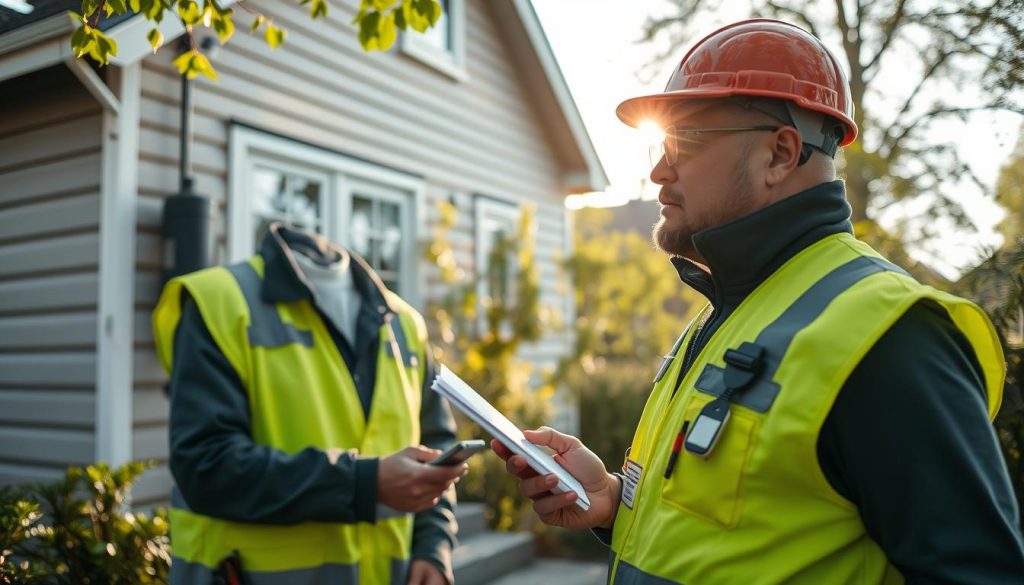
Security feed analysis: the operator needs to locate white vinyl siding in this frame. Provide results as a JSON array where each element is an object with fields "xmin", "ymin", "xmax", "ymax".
[{"xmin": 0, "ymin": 66, "xmax": 103, "ymax": 487}]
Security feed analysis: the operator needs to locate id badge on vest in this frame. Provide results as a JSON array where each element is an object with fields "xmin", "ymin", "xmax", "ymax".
[{"xmin": 621, "ymin": 460, "xmax": 642, "ymax": 509}]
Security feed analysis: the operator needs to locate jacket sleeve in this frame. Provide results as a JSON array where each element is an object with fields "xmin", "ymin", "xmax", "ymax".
[
  {"xmin": 168, "ymin": 297, "xmax": 378, "ymax": 524},
  {"xmin": 818, "ymin": 299, "xmax": 1024, "ymax": 583},
  {"xmin": 410, "ymin": 348, "xmax": 459, "ymax": 584}
]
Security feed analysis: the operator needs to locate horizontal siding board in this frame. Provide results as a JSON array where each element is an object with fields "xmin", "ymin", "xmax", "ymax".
[
  {"xmin": 135, "ymin": 270, "xmax": 162, "ymax": 307},
  {"xmin": 0, "ymin": 116, "xmax": 103, "ymax": 172},
  {"xmin": 134, "ymin": 349, "xmax": 164, "ymax": 386},
  {"xmin": 133, "ymin": 387, "xmax": 168, "ymax": 425},
  {"xmin": 132, "ymin": 464, "xmax": 172, "ymax": 506},
  {"xmin": 139, "ymin": 97, "xmax": 226, "ymax": 146},
  {"xmin": 138, "ymin": 125, "xmax": 227, "ymax": 175},
  {"xmin": 0, "ymin": 312, "xmax": 96, "ymax": 350},
  {"xmin": 0, "ymin": 352, "xmax": 96, "ymax": 387},
  {"xmin": 0, "ymin": 193, "xmax": 101, "ymax": 243},
  {"xmin": 0, "ymin": 462, "xmax": 64, "ymax": 487},
  {"xmin": 0, "ymin": 232, "xmax": 99, "ymax": 278},
  {"xmin": 132, "ymin": 425, "xmax": 166, "ymax": 461},
  {"xmin": 137, "ymin": 158, "xmax": 225, "ymax": 201},
  {"xmin": 0, "ymin": 389, "xmax": 94, "ymax": 428},
  {"xmin": 0, "ymin": 152, "xmax": 102, "ymax": 208},
  {"xmin": 0, "ymin": 427, "xmax": 94, "ymax": 466},
  {"xmin": 0, "ymin": 272, "xmax": 98, "ymax": 315}
]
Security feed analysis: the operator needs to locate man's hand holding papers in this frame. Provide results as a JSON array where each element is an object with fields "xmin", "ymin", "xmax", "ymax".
[
  {"xmin": 491, "ymin": 428, "xmax": 622, "ymax": 530},
  {"xmin": 432, "ymin": 366, "xmax": 622, "ymax": 530}
]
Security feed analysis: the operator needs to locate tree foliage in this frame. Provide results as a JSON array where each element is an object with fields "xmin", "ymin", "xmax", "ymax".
[
  {"xmin": 70, "ymin": 0, "xmax": 444, "ymax": 78},
  {"xmin": 0, "ymin": 462, "xmax": 169, "ymax": 584},
  {"xmin": 639, "ymin": 0, "xmax": 1024, "ymax": 244},
  {"xmin": 564, "ymin": 206, "xmax": 702, "ymax": 366},
  {"xmin": 995, "ymin": 124, "xmax": 1024, "ymax": 244}
]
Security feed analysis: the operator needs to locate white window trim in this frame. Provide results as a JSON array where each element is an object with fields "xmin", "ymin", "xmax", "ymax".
[
  {"xmin": 400, "ymin": 0, "xmax": 467, "ymax": 82},
  {"xmin": 228, "ymin": 125, "xmax": 426, "ymax": 306},
  {"xmin": 474, "ymin": 195, "xmax": 522, "ymax": 331}
]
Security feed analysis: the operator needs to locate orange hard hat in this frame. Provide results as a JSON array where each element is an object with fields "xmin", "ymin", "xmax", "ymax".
[{"xmin": 617, "ymin": 19, "xmax": 858, "ymax": 148}]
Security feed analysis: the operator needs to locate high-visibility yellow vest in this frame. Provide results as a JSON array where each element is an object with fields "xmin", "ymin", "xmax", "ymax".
[
  {"xmin": 153, "ymin": 255, "xmax": 428, "ymax": 585},
  {"xmin": 609, "ymin": 233, "xmax": 1004, "ymax": 584}
]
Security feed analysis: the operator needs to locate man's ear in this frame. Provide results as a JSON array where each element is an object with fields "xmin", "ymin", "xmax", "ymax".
[{"xmin": 765, "ymin": 126, "xmax": 803, "ymax": 186}]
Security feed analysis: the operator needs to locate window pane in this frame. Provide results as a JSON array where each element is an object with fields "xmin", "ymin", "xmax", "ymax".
[
  {"xmin": 290, "ymin": 177, "xmax": 322, "ymax": 230},
  {"xmin": 417, "ymin": 0, "xmax": 450, "ymax": 51},
  {"xmin": 379, "ymin": 202, "xmax": 401, "ymax": 272},
  {"xmin": 351, "ymin": 197, "xmax": 373, "ymax": 259},
  {"xmin": 253, "ymin": 167, "xmax": 287, "ymax": 217}
]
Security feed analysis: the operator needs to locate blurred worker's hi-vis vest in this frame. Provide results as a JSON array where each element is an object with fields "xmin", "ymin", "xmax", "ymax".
[
  {"xmin": 609, "ymin": 232, "xmax": 1005, "ymax": 585},
  {"xmin": 153, "ymin": 254, "xmax": 428, "ymax": 585}
]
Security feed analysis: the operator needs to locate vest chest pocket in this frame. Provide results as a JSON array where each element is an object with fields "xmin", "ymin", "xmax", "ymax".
[{"xmin": 660, "ymin": 393, "xmax": 759, "ymax": 528}]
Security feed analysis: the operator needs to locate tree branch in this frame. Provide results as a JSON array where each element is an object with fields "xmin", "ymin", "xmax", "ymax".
[
  {"xmin": 880, "ymin": 51, "xmax": 951, "ymax": 154},
  {"xmin": 764, "ymin": 1, "xmax": 821, "ymax": 39},
  {"xmin": 863, "ymin": 0, "xmax": 909, "ymax": 74}
]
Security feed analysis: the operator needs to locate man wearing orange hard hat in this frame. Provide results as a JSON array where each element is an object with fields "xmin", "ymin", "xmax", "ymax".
[{"xmin": 494, "ymin": 19, "xmax": 1024, "ymax": 584}]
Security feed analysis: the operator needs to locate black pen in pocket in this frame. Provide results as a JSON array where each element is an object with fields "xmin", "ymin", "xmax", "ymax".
[{"xmin": 664, "ymin": 419, "xmax": 691, "ymax": 479}]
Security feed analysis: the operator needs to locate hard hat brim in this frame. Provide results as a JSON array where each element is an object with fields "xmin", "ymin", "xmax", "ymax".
[{"xmin": 616, "ymin": 88, "xmax": 858, "ymax": 147}]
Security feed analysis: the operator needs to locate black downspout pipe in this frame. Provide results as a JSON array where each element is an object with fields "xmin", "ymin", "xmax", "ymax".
[{"xmin": 160, "ymin": 38, "xmax": 212, "ymax": 286}]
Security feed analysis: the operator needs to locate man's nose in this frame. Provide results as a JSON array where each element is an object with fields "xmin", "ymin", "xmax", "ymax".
[{"xmin": 650, "ymin": 156, "xmax": 675, "ymax": 186}]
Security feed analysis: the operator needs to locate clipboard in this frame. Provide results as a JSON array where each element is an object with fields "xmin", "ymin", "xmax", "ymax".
[{"xmin": 431, "ymin": 365, "xmax": 591, "ymax": 511}]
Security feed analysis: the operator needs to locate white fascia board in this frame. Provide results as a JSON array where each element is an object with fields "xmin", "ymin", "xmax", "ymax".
[
  {"xmin": 514, "ymin": 0, "xmax": 608, "ymax": 192},
  {"xmin": 0, "ymin": 32, "xmax": 73, "ymax": 83}
]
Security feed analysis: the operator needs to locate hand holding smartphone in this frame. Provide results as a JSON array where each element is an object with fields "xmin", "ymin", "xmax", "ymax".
[{"xmin": 429, "ymin": 439, "xmax": 487, "ymax": 466}]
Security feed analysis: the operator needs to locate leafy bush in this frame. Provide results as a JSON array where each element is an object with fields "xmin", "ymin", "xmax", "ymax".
[{"xmin": 0, "ymin": 462, "xmax": 169, "ymax": 584}]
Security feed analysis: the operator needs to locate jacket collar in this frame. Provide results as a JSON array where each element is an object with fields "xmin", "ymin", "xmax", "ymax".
[
  {"xmin": 259, "ymin": 223, "xmax": 395, "ymax": 316},
  {"xmin": 671, "ymin": 180, "xmax": 854, "ymax": 305}
]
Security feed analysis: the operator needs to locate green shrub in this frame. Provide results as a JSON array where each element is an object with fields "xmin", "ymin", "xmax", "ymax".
[{"xmin": 0, "ymin": 462, "xmax": 169, "ymax": 584}]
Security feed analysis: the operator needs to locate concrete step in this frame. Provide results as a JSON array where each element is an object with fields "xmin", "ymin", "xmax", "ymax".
[
  {"xmin": 489, "ymin": 558, "xmax": 608, "ymax": 585},
  {"xmin": 454, "ymin": 502, "xmax": 487, "ymax": 541},
  {"xmin": 452, "ymin": 530, "xmax": 534, "ymax": 585}
]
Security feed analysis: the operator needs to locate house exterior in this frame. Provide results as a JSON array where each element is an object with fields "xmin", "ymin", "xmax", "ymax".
[{"xmin": 0, "ymin": 0, "xmax": 606, "ymax": 508}]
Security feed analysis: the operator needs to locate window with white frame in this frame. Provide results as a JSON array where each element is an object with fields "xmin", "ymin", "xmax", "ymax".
[
  {"xmin": 475, "ymin": 196, "xmax": 521, "ymax": 308},
  {"xmin": 401, "ymin": 0, "xmax": 466, "ymax": 81},
  {"xmin": 229, "ymin": 125, "xmax": 423, "ymax": 301}
]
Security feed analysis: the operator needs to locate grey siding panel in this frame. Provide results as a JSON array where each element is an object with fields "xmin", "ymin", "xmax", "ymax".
[
  {"xmin": 0, "ymin": 193, "xmax": 101, "ymax": 243},
  {"xmin": 0, "ymin": 66, "xmax": 103, "ymax": 488},
  {"xmin": 0, "ymin": 232, "xmax": 100, "ymax": 278},
  {"xmin": 0, "ymin": 313, "xmax": 97, "ymax": 349},
  {"xmin": 133, "ymin": 464, "xmax": 173, "ymax": 506},
  {"xmin": 0, "ymin": 273, "xmax": 99, "ymax": 314},
  {"xmin": 0, "ymin": 427, "xmax": 94, "ymax": 467},
  {"xmin": 0, "ymin": 390, "xmax": 94, "ymax": 428}
]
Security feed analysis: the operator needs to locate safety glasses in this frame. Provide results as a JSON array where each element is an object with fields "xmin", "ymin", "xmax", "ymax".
[{"xmin": 651, "ymin": 125, "xmax": 781, "ymax": 166}]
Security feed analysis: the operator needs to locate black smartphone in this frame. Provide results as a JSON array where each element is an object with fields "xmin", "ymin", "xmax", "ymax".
[{"xmin": 429, "ymin": 440, "xmax": 487, "ymax": 466}]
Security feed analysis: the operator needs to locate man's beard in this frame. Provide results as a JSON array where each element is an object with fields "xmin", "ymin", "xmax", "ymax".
[{"xmin": 652, "ymin": 155, "xmax": 755, "ymax": 258}]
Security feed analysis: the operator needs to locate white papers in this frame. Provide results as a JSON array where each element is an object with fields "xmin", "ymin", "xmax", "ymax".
[{"xmin": 431, "ymin": 365, "xmax": 591, "ymax": 511}]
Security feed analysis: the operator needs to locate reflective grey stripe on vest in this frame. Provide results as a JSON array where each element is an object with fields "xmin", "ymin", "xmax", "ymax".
[
  {"xmin": 227, "ymin": 262, "xmax": 313, "ymax": 349},
  {"xmin": 610, "ymin": 559, "xmax": 681, "ymax": 585},
  {"xmin": 385, "ymin": 318, "xmax": 418, "ymax": 367},
  {"xmin": 170, "ymin": 556, "xmax": 360, "ymax": 585},
  {"xmin": 694, "ymin": 255, "xmax": 906, "ymax": 412}
]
